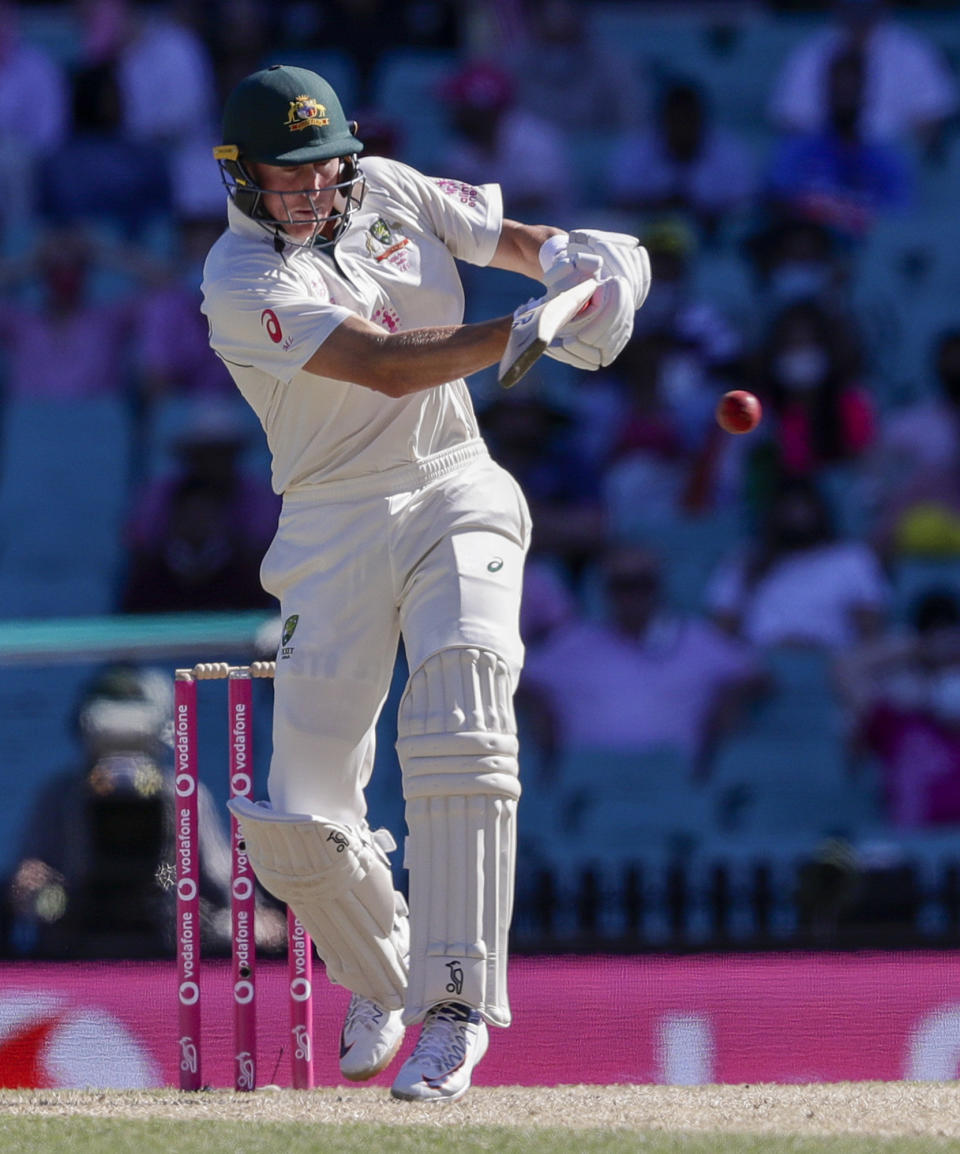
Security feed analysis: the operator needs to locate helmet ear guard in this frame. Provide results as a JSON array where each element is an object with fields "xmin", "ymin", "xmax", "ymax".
[
  {"xmin": 338, "ymin": 152, "xmax": 361, "ymax": 188},
  {"xmin": 338, "ymin": 126, "xmax": 361, "ymax": 187},
  {"xmin": 213, "ymin": 144, "xmax": 268, "ymax": 219}
]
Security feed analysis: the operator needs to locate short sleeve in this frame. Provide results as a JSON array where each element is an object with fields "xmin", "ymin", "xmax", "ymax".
[
  {"xmin": 203, "ymin": 263, "xmax": 353, "ymax": 384},
  {"xmin": 369, "ymin": 158, "xmax": 503, "ymax": 268}
]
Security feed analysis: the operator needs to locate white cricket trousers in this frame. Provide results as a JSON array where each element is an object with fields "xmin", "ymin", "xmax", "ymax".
[{"xmin": 258, "ymin": 442, "xmax": 531, "ymax": 822}]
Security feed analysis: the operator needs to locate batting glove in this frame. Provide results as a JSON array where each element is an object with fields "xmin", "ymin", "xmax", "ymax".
[
  {"xmin": 545, "ymin": 275, "xmax": 635, "ymax": 371},
  {"xmin": 567, "ymin": 229, "xmax": 651, "ymax": 310}
]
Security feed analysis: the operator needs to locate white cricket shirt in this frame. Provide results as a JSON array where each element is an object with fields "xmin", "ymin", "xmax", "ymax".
[{"xmin": 201, "ymin": 157, "xmax": 503, "ymax": 494}]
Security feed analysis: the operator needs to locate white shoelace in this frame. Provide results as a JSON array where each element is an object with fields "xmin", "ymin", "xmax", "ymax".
[
  {"xmin": 411, "ymin": 1003, "xmax": 477, "ymax": 1072},
  {"xmin": 344, "ymin": 994, "xmax": 385, "ymax": 1034}
]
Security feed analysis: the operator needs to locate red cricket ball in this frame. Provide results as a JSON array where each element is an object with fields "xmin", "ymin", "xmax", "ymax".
[{"xmin": 716, "ymin": 389, "xmax": 762, "ymax": 434}]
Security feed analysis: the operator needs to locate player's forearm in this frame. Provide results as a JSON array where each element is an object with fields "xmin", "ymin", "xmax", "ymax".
[
  {"xmin": 304, "ymin": 316, "xmax": 514, "ymax": 397},
  {"xmin": 490, "ymin": 220, "xmax": 566, "ymax": 281},
  {"xmin": 364, "ymin": 319, "xmax": 517, "ymax": 397}
]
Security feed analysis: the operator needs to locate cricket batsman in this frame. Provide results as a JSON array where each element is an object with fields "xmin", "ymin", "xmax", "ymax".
[{"xmin": 200, "ymin": 64, "xmax": 650, "ymax": 1101}]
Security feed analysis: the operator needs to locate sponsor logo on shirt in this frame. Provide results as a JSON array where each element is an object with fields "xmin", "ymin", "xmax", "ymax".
[
  {"xmin": 261, "ymin": 309, "xmax": 283, "ymax": 343},
  {"xmin": 434, "ymin": 178, "xmax": 480, "ymax": 208},
  {"xmin": 372, "ymin": 306, "xmax": 400, "ymax": 333}
]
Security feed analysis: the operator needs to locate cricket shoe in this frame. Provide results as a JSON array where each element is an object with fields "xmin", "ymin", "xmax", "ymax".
[
  {"xmin": 390, "ymin": 1002, "xmax": 489, "ymax": 1103},
  {"xmin": 339, "ymin": 993, "xmax": 405, "ymax": 1081}
]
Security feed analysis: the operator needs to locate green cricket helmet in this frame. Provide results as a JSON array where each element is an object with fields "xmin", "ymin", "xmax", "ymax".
[{"xmin": 214, "ymin": 64, "xmax": 365, "ymax": 248}]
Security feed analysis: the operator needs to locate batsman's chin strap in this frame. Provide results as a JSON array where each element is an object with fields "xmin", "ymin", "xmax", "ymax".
[{"xmin": 270, "ymin": 214, "xmax": 345, "ymax": 256}]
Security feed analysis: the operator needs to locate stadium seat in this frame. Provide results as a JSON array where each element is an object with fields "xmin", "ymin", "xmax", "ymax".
[
  {"xmin": 854, "ymin": 211, "xmax": 960, "ymax": 393},
  {"xmin": 889, "ymin": 556, "xmax": 960, "ymax": 622},
  {"xmin": 708, "ymin": 730, "xmax": 884, "ymax": 840},
  {"xmin": 19, "ymin": 5, "xmax": 81, "ymax": 65},
  {"xmin": 141, "ymin": 394, "xmax": 270, "ymax": 483},
  {"xmin": 916, "ymin": 132, "xmax": 960, "ymax": 213},
  {"xmin": 598, "ymin": 508, "xmax": 746, "ymax": 612},
  {"xmin": 693, "ymin": 13, "xmax": 819, "ymax": 129},
  {"xmin": 0, "ymin": 662, "xmax": 102, "ymax": 878},
  {"xmin": 0, "ymin": 570, "xmax": 120, "ymax": 618},
  {"xmin": 0, "ymin": 396, "xmax": 134, "ymax": 614},
  {"xmin": 748, "ymin": 646, "xmax": 846, "ymax": 741},
  {"xmin": 546, "ymin": 745, "xmax": 714, "ymax": 865},
  {"xmin": 691, "ymin": 247, "xmax": 760, "ymax": 334},
  {"xmin": 370, "ymin": 49, "xmax": 459, "ymax": 172},
  {"xmin": 587, "ymin": 5, "xmax": 817, "ymax": 130}
]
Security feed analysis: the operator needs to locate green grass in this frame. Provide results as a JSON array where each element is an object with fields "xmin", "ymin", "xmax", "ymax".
[{"xmin": 1, "ymin": 1120, "xmax": 959, "ymax": 1154}]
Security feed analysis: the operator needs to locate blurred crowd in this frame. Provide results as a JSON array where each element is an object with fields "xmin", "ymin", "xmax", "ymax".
[{"xmin": 3, "ymin": 0, "xmax": 960, "ymax": 952}]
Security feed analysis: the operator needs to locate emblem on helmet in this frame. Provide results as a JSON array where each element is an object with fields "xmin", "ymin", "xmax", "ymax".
[{"xmin": 285, "ymin": 95, "xmax": 330, "ymax": 131}]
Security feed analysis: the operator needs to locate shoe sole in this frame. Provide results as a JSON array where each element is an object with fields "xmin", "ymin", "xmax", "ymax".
[
  {"xmin": 390, "ymin": 1083, "xmax": 468, "ymax": 1103},
  {"xmin": 340, "ymin": 1029, "xmax": 406, "ymax": 1082}
]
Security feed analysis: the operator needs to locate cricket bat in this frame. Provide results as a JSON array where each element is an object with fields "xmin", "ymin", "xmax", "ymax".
[{"xmin": 498, "ymin": 278, "xmax": 598, "ymax": 389}]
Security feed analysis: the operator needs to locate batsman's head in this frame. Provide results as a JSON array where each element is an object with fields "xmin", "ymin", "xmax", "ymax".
[{"xmin": 214, "ymin": 65, "xmax": 365, "ymax": 248}]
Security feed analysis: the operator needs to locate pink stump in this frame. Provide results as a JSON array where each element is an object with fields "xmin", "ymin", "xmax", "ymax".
[
  {"xmin": 287, "ymin": 910, "xmax": 315, "ymax": 1089},
  {"xmin": 174, "ymin": 673, "xmax": 202, "ymax": 1091},
  {"xmin": 229, "ymin": 670, "xmax": 257, "ymax": 1091}
]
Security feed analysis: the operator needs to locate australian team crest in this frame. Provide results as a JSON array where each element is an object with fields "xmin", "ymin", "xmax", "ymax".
[
  {"xmin": 280, "ymin": 614, "xmax": 299, "ymax": 659},
  {"xmin": 366, "ymin": 217, "xmax": 411, "ymax": 267},
  {"xmin": 285, "ymin": 95, "xmax": 330, "ymax": 131},
  {"xmin": 369, "ymin": 218, "xmax": 395, "ymax": 246}
]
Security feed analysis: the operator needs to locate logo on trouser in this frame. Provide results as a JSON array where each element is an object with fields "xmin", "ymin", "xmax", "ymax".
[
  {"xmin": 280, "ymin": 614, "xmax": 299, "ymax": 659},
  {"xmin": 445, "ymin": 960, "xmax": 464, "ymax": 996}
]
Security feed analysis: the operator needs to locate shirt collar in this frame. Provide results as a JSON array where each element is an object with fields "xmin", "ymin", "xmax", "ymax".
[
  {"xmin": 226, "ymin": 197, "xmax": 285, "ymax": 245},
  {"xmin": 225, "ymin": 197, "xmax": 353, "ymax": 257}
]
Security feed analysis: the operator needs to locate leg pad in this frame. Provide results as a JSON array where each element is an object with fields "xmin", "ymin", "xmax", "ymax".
[
  {"xmin": 228, "ymin": 798, "xmax": 408, "ymax": 1009},
  {"xmin": 397, "ymin": 648, "xmax": 520, "ymax": 1026}
]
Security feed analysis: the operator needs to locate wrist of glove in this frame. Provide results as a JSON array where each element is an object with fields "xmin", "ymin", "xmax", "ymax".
[
  {"xmin": 566, "ymin": 228, "xmax": 651, "ymax": 310},
  {"xmin": 545, "ymin": 275, "xmax": 635, "ymax": 372},
  {"xmin": 541, "ymin": 249, "xmax": 603, "ymax": 297}
]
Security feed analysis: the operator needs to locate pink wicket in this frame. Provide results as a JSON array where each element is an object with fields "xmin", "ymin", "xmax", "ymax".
[
  {"xmin": 287, "ymin": 909, "xmax": 315, "ymax": 1089},
  {"xmin": 175, "ymin": 662, "xmax": 315, "ymax": 1092},
  {"xmin": 229, "ymin": 670, "xmax": 257, "ymax": 1092},
  {"xmin": 174, "ymin": 672, "xmax": 202, "ymax": 1092}
]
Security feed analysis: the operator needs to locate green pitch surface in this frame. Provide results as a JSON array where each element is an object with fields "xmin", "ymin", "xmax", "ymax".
[
  {"xmin": 0, "ymin": 1118, "xmax": 957, "ymax": 1154},
  {"xmin": 2, "ymin": 1086, "xmax": 960, "ymax": 1154}
]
